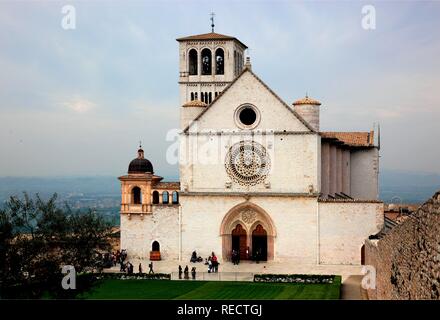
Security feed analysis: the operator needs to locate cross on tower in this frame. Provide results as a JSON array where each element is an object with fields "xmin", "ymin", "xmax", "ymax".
[{"xmin": 210, "ymin": 12, "xmax": 215, "ymax": 32}]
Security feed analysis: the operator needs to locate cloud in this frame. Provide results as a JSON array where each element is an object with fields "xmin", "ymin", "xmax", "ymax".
[{"xmin": 63, "ymin": 96, "xmax": 96, "ymax": 113}]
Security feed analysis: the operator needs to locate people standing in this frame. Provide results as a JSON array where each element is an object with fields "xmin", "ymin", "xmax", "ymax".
[
  {"xmin": 138, "ymin": 263, "xmax": 143, "ymax": 274},
  {"xmin": 148, "ymin": 262, "xmax": 154, "ymax": 274},
  {"xmin": 207, "ymin": 256, "xmax": 212, "ymax": 273},
  {"xmin": 211, "ymin": 252, "xmax": 219, "ymax": 273},
  {"xmin": 191, "ymin": 267, "xmax": 196, "ymax": 280},
  {"xmin": 184, "ymin": 265, "xmax": 189, "ymax": 279},
  {"xmin": 178, "ymin": 265, "xmax": 183, "ymax": 279}
]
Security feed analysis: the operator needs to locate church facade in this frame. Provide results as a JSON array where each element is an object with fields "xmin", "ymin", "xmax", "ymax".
[{"xmin": 118, "ymin": 31, "xmax": 384, "ymax": 266}]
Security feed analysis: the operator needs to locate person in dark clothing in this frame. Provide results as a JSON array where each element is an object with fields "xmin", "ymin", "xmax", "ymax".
[
  {"xmin": 191, "ymin": 267, "xmax": 196, "ymax": 280},
  {"xmin": 148, "ymin": 262, "xmax": 154, "ymax": 274},
  {"xmin": 190, "ymin": 251, "xmax": 197, "ymax": 263},
  {"xmin": 178, "ymin": 265, "xmax": 183, "ymax": 279},
  {"xmin": 184, "ymin": 265, "xmax": 189, "ymax": 279},
  {"xmin": 138, "ymin": 263, "xmax": 143, "ymax": 274}
]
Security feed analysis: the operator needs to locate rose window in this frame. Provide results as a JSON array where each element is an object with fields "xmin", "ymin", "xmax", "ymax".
[{"xmin": 225, "ymin": 141, "xmax": 270, "ymax": 186}]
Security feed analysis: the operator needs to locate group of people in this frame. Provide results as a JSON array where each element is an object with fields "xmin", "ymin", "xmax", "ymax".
[
  {"xmin": 115, "ymin": 249, "xmax": 154, "ymax": 275},
  {"xmin": 205, "ymin": 252, "xmax": 219, "ymax": 273},
  {"xmin": 178, "ymin": 265, "xmax": 196, "ymax": 280},
  {"xmin": 231, "ymin": 249, "xmax": 240, "ymax": 265},
  {"xmin": 189, "ymin": 251, "xmax": 220, "ymax": 273}
]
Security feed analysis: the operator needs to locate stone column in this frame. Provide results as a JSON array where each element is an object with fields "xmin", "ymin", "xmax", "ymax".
[
  {"xmin": 336, "ymin": 148, "xmax": 343, "ymax": 194},
  {"xmin": 329, "ymin": 145, "xmax": 337, "ymax": 196},
  {"xmin": 321, "ymin": 143, "xmax": 330, "ymax": 197},
  {"xmin": 342, "ymin": 150, "xmax": 351, "ymax": 195}
]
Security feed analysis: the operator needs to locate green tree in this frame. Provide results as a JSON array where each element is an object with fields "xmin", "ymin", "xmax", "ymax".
[{"xmin": 0, "ymin": 193, "xmax": 113, "ymax": 298}]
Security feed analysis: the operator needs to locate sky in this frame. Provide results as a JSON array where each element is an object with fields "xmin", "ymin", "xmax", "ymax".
[{"xmin": 0, "ymin": 0, "xmax": 440, "ymax": 179}]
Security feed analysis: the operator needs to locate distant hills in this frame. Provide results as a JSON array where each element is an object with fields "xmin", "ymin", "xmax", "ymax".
[
  {"xmin": 379, "ymin": 170, "xmax": 440, "ymax": 204},
  {"xmin": 0, "ymin": 169, "xmax": 439, "ymax": 205}
]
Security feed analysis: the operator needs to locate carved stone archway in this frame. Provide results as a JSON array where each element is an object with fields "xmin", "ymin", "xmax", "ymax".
[{"xmin": 220, "ymin": 202, "xmax": 276, "ymax": 261}]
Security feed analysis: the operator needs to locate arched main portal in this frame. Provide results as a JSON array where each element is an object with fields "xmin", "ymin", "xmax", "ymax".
[{"xmin": 220, "ymin": 202, "xmax": 276, "ymax": 262}]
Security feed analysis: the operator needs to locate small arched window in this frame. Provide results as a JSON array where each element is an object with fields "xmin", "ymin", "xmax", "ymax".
[
  {"xmin": 152, "ymin": 241, "xmax": 160, "ymax": 252},
  {"xmin": 209, "ymin": 92, "xmax": 212, "ymax": 103},
  {"xmin": 195, "ymin": 92, "xmax": 198, "ymax": 100},
  {"xmin": 172, "ymin": 191, "xmax": 179, "ymax": 204},
  {"xmin": 162, "ymin": 191, "xmax": 169, "ymax": 204},
  {"xmin": 152, "ymin": 191, "xmax": 159, "ymax": 204},
  {"xmin": 190, "ymin": 92, "xmax": 194, "ymax": 101},
  {"xmin": 132, "ymin": 187, "xmax": 141, "ymax": 204},
  {"xmin": 215, "ymin": 48, "xmax": 224, "ymax": 75},
  {"xmin": 201, "ymin": 48, "xmax": 212, "ymax": 75},
  {"xmin": 189, "ymin": 49, "xmax": 198, "ymax": 75},
  {"xmin": 201, "ymin": 92, "xmax": 205, "ymax": 103}
]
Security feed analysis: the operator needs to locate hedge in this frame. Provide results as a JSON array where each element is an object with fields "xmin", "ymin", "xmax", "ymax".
[{"xmin": 253, "ymin": 274, "xmax": 339, "ymax": 284}]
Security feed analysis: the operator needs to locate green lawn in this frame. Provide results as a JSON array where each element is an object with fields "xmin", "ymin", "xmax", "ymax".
[{"xmin": 78, "ymin": 278, "xmax": 341, "ymax": 300}]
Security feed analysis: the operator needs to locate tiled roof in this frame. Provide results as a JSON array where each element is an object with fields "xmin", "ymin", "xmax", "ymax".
[
  {"xmin": 154, "ymin": 182, "xmax": 180, "ymax": 190},
  {"xmin": 182, "ymin": 100, "xmax": 207, "ymax": 107},
  {"xmin": 292, "ymin": 96, "xmax": 321, "ymax": 106},
  {"xmin": 321, "ymin": 131, "xmax": 374, "ymax": 147},
  {"xmin": 176, "ymin": 32, "xmax": 248, "ymax": 49}
]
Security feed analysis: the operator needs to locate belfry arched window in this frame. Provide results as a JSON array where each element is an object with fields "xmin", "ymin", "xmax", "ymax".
[
  {"xmin": 162, "ymin": 191, "xmax": 169, "ymax": 204},
  {"xmin": 189, "ymin": 49, "xmax": 198, "ymax": 75},
  {"xmin": 132, "ymin": 187, "xmax": 141, "ymax": 204},
  {"xmin": 152, "ymin": 191, "xmax": 159, "ymax": 204},
  {"xmin": 215, "ymin": 48, "xmax": 224, "ymax": 75},
  {"xmin": 201, "ymin": 48, "xmax": 212, "ymax": 75},
  {"xmin": 172, "ymin": 191, "xmax": 179, "ymax": 204}
]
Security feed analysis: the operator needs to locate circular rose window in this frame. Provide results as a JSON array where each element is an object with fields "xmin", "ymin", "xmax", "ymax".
[
  {"xmin": 234, "ymin": 104, "xmax": 260, "ymax": 129},
  {"xmin": 225, "ymin": 141, "xmax": 271, "ymax": 186}
]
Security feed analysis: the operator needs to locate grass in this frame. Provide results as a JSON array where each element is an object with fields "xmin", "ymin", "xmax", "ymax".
[{"xmin": 78, "ymin": 277, "xmax": 341, "ymax": 300}]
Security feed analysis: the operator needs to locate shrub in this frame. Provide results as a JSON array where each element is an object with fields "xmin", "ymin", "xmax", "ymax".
[{"xmin": 253, "ymin": 274, "xmax": 338, "ymax": 284}]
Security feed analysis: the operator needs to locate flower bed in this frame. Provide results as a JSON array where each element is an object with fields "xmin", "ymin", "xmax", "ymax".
[
  {"xmin": 253, "ymin": 274, "xmax": 338, "ymax": 284},
  {"xmin": 96, "ymin": 273, "xmax": 171, "ymax": 281}
]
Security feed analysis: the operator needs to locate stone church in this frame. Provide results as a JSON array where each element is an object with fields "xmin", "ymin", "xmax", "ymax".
[{"xmin": 118, "ymin": 31, "xmax": 384, "ymax": 265}]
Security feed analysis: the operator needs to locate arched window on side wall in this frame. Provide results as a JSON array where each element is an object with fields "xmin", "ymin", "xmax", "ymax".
[
  {"xmin": 190, "ymin": 92, "xmax": 194, "ymax": 101},
  {"xmin": 132, "ymin": 187, "xmax": 141, "ymax": 204},
  {"xmin": 209, "ymin": 92, "xmax": 212, "ymax": 104},
  {"xmin": 162, "ymin": 191, "xmax": 169, "ymax": 204},
  {"xmin": 195, "ymin": 92, "xmax": 198, "ymax": 100},
  {"xmin": 172, "ymin": 191, "xmax": 179, "ymax": 204},
  {"xmin": 152, "ymin": 241, "xmax": 160, "ymax": 252},
  {"xmin": 201, "ymin": 48, "xmax": 212, "ymax": 75},
  {"xmin": 152, "ymin": 191, "xmax": 159, "ymax": 204},
  {"xmin": 201, "ymin": 92, "xmax": 205, "ymax": 103},
  {"xmin": 189, "ymin": 49, "xmax": 198, "ymax": 75},
  {"xmin": 215, "ymin": 48, "xmax": 224, "ymax": 75}
]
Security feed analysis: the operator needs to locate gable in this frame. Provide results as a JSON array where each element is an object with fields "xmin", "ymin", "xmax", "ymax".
[{"xmin": 184, "ymin": 69, "xmax": 314, "ymax": 133}]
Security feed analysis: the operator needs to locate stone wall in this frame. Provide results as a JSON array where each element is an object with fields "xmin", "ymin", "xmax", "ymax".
[
  {"xmin": 318, "ymin": 200, "xmax": 383, "ymax": 265},
  {"xmin": 365, "ymin": 191, "xmax": 440, "ymax": 300}
]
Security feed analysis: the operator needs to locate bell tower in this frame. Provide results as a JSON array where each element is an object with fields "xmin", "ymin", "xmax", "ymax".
[{"xmin": 176, "ymin": 21, "xmax": 248, "ymax": 129}]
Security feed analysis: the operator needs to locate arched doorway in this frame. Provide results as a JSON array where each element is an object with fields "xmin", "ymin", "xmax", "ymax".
[
  {"xmin": 231, "ymin": 224, "xmax": 247, "ymax": 260},
  {"xmin": 252, "ymin": 224, "xmax": 267, "ymax": 261},
  {"xmin": 152, "ymin": 241, "xmax": 160, "ymax": 252},
  {"xmin": 220, "ymin": 202, "xmax": 276, "ymax": 261}
]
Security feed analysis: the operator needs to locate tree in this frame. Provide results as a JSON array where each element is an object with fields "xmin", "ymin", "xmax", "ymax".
[{"xmin": 0, "ymin": 193, "xmax": 113, "ymax": 298}]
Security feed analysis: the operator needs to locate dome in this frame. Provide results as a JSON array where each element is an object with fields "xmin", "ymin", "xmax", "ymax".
[
  {"xmin": 292, "ymin": 95, "xmax": 321, "ymax": 106},
  {"xmin": 128, "ymin": 148, "xmax": 153, "ymax": 174}
]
